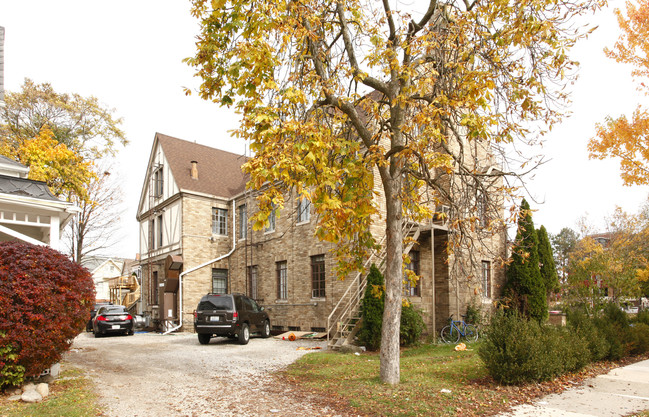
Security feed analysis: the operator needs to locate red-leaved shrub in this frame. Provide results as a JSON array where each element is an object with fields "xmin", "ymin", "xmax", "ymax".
[{"xmin": 0, "ymin": 241, "xmax": 94, "ymax": 382}]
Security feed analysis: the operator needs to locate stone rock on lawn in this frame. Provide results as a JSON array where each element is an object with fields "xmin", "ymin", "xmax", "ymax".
[
  {"xmin": 36, "ymin": 383, "xmax": 49, "ymax": 398},
  {"xmin": 21, "ymin": 389, "xmax": 42, "ymax": 403}
]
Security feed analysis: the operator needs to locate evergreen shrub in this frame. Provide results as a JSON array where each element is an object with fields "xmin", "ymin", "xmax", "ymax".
[
  {"xmin": 593, "ymin": 303, "xmax": 632, "ymax": 360},
  {"xmin": 479, "ymin": 311, "xmax": 589, "ymax": 384},
  {"xmin": 628, "ymin": 323, "xmax": 649, "ymax": 355},
  {"xmin": 567, "ymin": 308, "xmax": 610, "ymax": 362},
  {"xmin": 635, "ymin": 310, "xmax": 649, "ymax": 326},
  {"xmin": 400, "ymin": 303, "xmax": 425, "ymax": 346},
  {"xmin": 357, "ymin": 265, "xmax": 384, "ymax": 351},
  {"xmin": 0, "ymin": 241, "xmax": 94, "ymax": 386}
]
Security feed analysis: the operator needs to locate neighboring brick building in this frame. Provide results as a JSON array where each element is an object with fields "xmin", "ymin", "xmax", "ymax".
[{"xmin": 136, "ymin": 133, "xmax": 507, "ymax": 339}]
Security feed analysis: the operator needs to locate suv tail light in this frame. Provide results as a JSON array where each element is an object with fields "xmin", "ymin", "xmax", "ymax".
[
  {"xmin": 193, "ymin": 311, "xmax": 197, "ymax": 319},
  {"xmin": 96, "ymin": 315, "xmax": 107, "ymax": 321},
  {"xmin": 126, "ymin": 314, "xmax": 133, "ymax": 321},
  {"xmin": 233, "ymin": 312, "xmax": 238, "ymax": 323}
]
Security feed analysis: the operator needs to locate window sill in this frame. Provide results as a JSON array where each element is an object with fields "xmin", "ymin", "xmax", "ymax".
[
  {"xmin": 275, "ymin": 299, "xmax": 288, "ymax": 303},
  {"xmin": 296, "ymin": 220, "xmax": 310, "ymax": 226},
  {"xmin": 311, "ymin": 297, "xmax": 326, "ymax": 302}
]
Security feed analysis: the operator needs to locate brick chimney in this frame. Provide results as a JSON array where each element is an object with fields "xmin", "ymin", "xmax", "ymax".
[{"xmin": 190, "ymin": 161, "xmax": 198, "ymax": 180}]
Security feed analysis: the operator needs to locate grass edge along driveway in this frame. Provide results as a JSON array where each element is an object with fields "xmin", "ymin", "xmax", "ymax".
[{"xmin": 281, "ymin": 342, "xmax": 649, "ymax": 417}]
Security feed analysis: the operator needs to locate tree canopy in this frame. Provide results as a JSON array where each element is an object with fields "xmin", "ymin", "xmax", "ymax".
[
  {"xmin": 1, "ymin": 79, "xmax": 127, "ymax": 161},
  {"xmin": 187, "ymin": 0, "xmax": 603, "ymax": 384},
  {"xmin": 551, "ymin": 227, "xmax": 579, "ymax": 284},
  {"xmin": 0, "ymin": 80, "xmax": 127, "ymax": 262},
  {"xmin": 589, "ymin": 0, "xmax": 649, "ymax": 186},
  {"xmin": 565, "ymin": 206, "xmax": 649, "ymax": 309}
]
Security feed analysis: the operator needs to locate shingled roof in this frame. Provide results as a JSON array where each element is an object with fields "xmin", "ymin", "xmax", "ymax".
[
  {"xmin": 156, "ymin": 133, "xmax": 248, "ymax": 199},
  {"xmin": 0, "ymin": 174, "xmax": 61, "ymax": 201}
]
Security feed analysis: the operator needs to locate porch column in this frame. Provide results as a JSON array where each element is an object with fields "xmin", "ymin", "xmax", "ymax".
[{"xmin": 49, "ymin": 214, "xmax": 60, "ymax": 250}]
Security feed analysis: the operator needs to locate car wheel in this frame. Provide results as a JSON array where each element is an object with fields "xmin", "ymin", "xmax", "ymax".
[
  {"xmin": 198, "ymin": 333, "xmax": 211, "ymax": 345},
  {"xmin": 94, "ymin": 331, "xmax": 102, "ymax": 338},
  {"xmin": 238, "ymin": 323, "xmax": 250, "ymax": 345},
  {"xmin": 261, "ymin": 320, "xmax": 271, "ymax": 338}
]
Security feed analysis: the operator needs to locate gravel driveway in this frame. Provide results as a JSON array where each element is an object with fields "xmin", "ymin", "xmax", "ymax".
[{"xmin": 64, "ymin": 331, "xmax": 348, "ymax": 417}]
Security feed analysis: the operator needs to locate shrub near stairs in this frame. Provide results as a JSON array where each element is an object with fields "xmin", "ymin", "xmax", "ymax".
[
  {"xmin": 357, "ymin": 265, "xmax": 426, "ymax": 350},
  {"xmin": 0, "ymin": 242, "xmax": 95, "ymax": 387},
  {"xmin": 357, "ymin": 265, "xmax": 384, "ymax": 351}
]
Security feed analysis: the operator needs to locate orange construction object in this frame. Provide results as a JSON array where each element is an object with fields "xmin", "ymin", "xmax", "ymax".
[{"xmin": 288, "ymin": 333, "xmax": 297, "ymax": 341}]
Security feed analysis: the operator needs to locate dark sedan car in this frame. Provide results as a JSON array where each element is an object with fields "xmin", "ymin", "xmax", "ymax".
[
  {"xmin": 92, "ymin": 305, "xmax": 134, "ymax": 337},
  {"xmin": 86, "ymin": 302, "xmax": 113, "ymax": 332}
]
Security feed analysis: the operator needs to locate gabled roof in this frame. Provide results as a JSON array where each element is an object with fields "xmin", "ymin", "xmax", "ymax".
[
  {"xmin": 156, "ymin": 133, "xmax": 248, "ymax": 199},
  {"xmin": 0, "ymin": 174, "xmax": 61, "ymax": 201},
  {"xmin": 0, "ymin": 155, "xmax": 30, "ymax": 178}
]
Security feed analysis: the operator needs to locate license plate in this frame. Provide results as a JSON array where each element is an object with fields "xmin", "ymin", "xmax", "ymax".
[
  {"xmin": 111, "ymin": 325, "xmax": 120, "ymax": 330},
  {"xmin": 209, "ymin": 316, "xmax": 220, "ymax": 322}
]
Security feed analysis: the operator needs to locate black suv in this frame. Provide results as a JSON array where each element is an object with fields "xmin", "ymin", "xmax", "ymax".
[{"xmin": 193, "ymin": 293, "xmax": 270, "ymax": 345}]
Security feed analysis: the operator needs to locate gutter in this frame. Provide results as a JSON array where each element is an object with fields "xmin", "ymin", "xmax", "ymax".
[{"xmin": 163, "ymin": 200, "xmax": 237, "ymax": 335}]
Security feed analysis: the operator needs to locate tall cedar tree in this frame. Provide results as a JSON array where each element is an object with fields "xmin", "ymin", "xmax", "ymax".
[
  {"xmin": 358, "ymin": 264, "xmax": 385, "ymax": 351},
  {"xmin": 505, "ymin": 199, "xmax": 548, "ymax": 321},
  {"xmin": 537, "ymin": 225, "xmax": 559, "ymax": 299}
]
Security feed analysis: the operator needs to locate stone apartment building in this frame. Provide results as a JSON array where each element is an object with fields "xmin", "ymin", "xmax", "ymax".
[{"xmin": 136, "ymin": 132, "xmax": 507, "ymax": 338}]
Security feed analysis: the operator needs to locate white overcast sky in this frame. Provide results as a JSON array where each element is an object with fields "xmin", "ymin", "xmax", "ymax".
[{"xmin": 1, "ymin": 0, "xmax": 647, "ymax": 258}]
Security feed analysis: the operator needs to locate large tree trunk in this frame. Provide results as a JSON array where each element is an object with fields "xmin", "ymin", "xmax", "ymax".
[{"xmin": 380, "ymin": 174, "xmax": 403, "ymax": 384}]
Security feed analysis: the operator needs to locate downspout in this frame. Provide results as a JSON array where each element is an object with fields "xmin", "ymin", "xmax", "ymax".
[{"xmin": 163, "ymin": 200, "xmax": 237, "ymax": 335}]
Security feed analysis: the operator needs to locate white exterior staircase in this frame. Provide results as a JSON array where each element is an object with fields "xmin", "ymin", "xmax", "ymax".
[{"xmin": 326, "ymin": 221, "xmax": 421, "ymax": 349}]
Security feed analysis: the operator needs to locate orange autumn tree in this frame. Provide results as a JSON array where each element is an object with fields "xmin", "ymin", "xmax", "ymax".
[
  {"xmin": 16, "ymin": 126, "xmax": 96, "ymax": 201},
  {"xmin": 1, "ymin": 80, "xmax": 127, "ymax": 263},
  {"xmin": 187, "ymin": 0, "xmax": 604, "ymax": 384},
  {"xmin": 589, "ymin": 0, "xmax": 649, "ymax": 185}
]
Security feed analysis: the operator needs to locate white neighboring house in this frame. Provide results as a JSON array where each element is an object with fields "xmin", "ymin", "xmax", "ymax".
[
  {"xmin": 81, "ymin": 257, "xmax": 126, "ymax": 302},
  {"xmin": 0, "ymin": 155, "xmax": 79, "ymax": 250}
]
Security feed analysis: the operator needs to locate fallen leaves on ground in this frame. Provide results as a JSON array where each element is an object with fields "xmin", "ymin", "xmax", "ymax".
[{"xmin": 277, "ymin": 352, "xmax": 649, "ymax": 417}]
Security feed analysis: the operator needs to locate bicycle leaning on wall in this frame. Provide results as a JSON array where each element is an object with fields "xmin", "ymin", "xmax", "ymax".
[{"xmin": 440, "ymin": 314, "xmax": 478, "ymax": 343}]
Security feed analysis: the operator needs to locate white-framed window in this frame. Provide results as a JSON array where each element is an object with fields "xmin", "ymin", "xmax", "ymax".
[
  {"xmin": 238, "ymin": 204, "xmax": 247, "ymax": 240},
  {"xmin": 212, "ymin": 207, "xmax": 228, "ymax": 235},
  {"xmin": 297, "ymin": 198, "xmax": 310, "ymax": 223},
  {"xmin": 276, "ymin": 261, "xmax": 288, "ymax": 300},
  {"xmin": 212, "ymin": 269, "xmax": 228, "ymax": 294},
  {"xmin": 482, "ymin": 260, "xmax": 491, "ymax": 298},
  {"xmin": 311, "ymin": 255, "xmax": 326, "ymax": 298},
  {"xmin": 266, "ymin": 203, "xmax": 277, "ymax": 233}
]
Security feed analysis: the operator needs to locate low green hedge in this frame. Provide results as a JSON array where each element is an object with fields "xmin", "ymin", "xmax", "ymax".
[
  {"xmin": 479, "ymin": 304, "xmax": 649, "ymax": 385},
  {"xmin": 478, "ymin": 311, "xmax": 588, "ymax": 384}
]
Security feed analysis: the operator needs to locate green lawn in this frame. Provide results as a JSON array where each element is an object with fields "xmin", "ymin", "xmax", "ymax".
[
  {"xmin": 0, "ymin": 367, "xmax": 103, "ymax": 417},
  {"xmin": 284, "ymin": 342, "xmax": 518, "ymax": 416}
]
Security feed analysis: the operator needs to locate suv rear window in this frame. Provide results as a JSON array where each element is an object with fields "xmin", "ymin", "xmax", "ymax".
[{"xmin": 198, "ymin": 296, "xmax": 233, "ymax": 311}]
